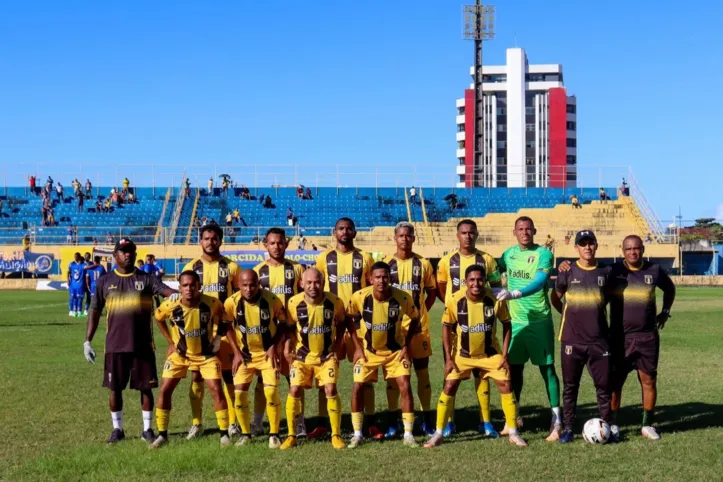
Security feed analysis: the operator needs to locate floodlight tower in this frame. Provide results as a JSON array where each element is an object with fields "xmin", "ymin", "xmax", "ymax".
[{"xmin": 462, "ymin": 1, "xmax": 495, "ymax": 187}]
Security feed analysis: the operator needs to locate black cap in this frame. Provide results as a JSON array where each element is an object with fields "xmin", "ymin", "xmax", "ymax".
[
  {"xmin": 114, "ymin": 237, "xmax": 137, "ymax": 252},
  {"xmin": 574, "ymin": 230, "xmax": 597, "ymax": 245}
]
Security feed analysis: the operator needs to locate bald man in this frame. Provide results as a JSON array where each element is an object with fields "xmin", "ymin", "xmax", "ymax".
[
  {"xmin": 280, "ymin": 268, "xmax": 348, "ymax": 449},
  {"xmin": 224, "ymin": 270, "xmax": 287, "ymax": 448}
]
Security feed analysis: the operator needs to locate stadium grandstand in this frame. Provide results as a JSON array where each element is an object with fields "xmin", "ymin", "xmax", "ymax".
[{"xmin": 0, "ymin": 164, "xmax": 678, "ymax": 277}]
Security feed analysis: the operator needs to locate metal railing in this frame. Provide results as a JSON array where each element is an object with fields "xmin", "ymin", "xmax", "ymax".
[
  {"xmin": 168, "ymin": 174, "xmax": 187, "ymax": 243},
  {"xmin": 626, "ymin": 169, "xmax": 666, "ymax": 242}
]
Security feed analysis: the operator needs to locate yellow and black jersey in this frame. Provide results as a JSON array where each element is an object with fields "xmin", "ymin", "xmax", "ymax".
[
  {"xmin": 437, "ymin": 249, "xmax": 501, "ymax": 300},
  {"xmin": 155, "ymin": 295, "xmax": 227, "ymax": 359},
  {"xmin": 183, "ymin": 256, "xmax": 240, "ymax": 303},
  {"xmin": 347, "ymin": 286, "xmax": 419, "ymax": 356},
  {"xmin": 442, "ymin": 289, "xmax": 510, "ymax": 358},
  {"xmin": 286, "ymin": 292, "xmax": 346, "ymax": 364},
  {"xmin": 223, "ymin": 290, "xmax": 286, "ymax": 362},
  {"xmin": 315, "ymin": 248, "xmax": 374, "ymax": 306},
  {"xmin": 253, "ymin": 259, "xmax": 305, "ymax": 306},
  {"xmin": 383, "ymin": 253, "xmax": 436, "ymax": 333}
]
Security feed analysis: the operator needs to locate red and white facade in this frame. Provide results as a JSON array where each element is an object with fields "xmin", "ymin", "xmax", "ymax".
[{"xmin": 456, "ymin": 48, "xmax": 577, "ymax": 188}]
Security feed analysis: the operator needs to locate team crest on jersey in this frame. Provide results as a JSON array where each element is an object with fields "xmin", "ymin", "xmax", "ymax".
[
  {"xmin": 389, "ymin": 307, "xmax": 398, "ymax": 318},
  {"xmin": 565, "ymin": 345, "xmax": 572, "ymax": 355},
  {"xmin": 413, "ymin": 265, "xmax": 421, "ymax": 276},
  {"xmin": 134, "ymin": 281, "xmax": 144, "ymax": 290},
  {"xmin": 200, "ymin": 313, "xmax": 210, "ymax": 324},
  {"xmin": 353, "ymin": 259, "xmax": 362, "ymax": 270},
  {"xmin": 598, "ymin": 276, "xmax": 606, "ymax": 287},
  {"xmin": 260, "ymin": 310, "xmax": 270, "ymax": 320},
  {"xmin": 324, "ymin": 309, "xmax": 334, "ymax": 320},
  {"xmin": 644, "ymin": 275, "xmax": 653, "ymax": 285},
  {"xmin": 285, "ymin": 269, "xmax": 294, "ymax": 280},
  {"xmin": 484, "ymin": 306, "xmax": 494, "ymax": 318},
  {"xmin": 219, "ymin": 267, "xmax": 228, "ymax": 278},
  {"xmin": 527, "ymin": 256, "xmax": 535, "ymax": 264}
]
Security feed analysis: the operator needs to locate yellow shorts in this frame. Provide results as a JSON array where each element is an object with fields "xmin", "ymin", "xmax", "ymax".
[
  {"xmin": 410, "ymin": 332, "xmax": 432, "ymax": 360},
  {"xmin": 190, "ymin": 336, "xmax": 233, "ymax": 372},
  {"xmin": 290, "ymin": 358, "xmax": 339, "ymax": 388},
  {"xmin": 233, "ymin": 357, "xmax": 280, "ymax": 387},
  {"xmin": 162, "ymin": 353, "xmax": 222, "ymax": 380},
  {"xmin": 353, "ymin": 350, "xmax": 411, "ymax": 384},
  {"xmin": 445, "ymin": 354, "xmax": 510, "ymax": 382}
]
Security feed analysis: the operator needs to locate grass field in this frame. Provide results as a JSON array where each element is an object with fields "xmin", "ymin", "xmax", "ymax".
[{"xmin": 1, "ymin": 288, "xmax": 722, "ymax": 481}]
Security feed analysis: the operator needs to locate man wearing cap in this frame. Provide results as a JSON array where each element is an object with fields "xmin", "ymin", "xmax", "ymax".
[
  {"xmin": 83, "ymin": 237, "xmax": 176, "ymax": 445},
  {"xmin": 550, "ymin": 230, "xmax": 613, "ymax": 443}
]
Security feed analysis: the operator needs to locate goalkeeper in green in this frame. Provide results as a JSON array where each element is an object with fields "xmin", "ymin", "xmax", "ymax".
[{"xmin": 496, "ymin": 216, "xmax": 562, "ymax": 441}]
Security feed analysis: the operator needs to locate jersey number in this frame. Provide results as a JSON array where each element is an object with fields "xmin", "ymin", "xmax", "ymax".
[
  {"xmin": 328, "ymin": 367, "xmax": 335, "ymax": 379},
  {"xmin": 402, "ymin": 360, "xmax": 410, "ymax": 370},
  {"xmin": 353, "ymin": 364, "xmax": 362, "ymax": 375}
]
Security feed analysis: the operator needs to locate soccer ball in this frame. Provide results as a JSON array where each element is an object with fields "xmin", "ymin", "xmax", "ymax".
[{"xmin": 582, "ymin": 418, "xmax": 610, "ymax": 444}]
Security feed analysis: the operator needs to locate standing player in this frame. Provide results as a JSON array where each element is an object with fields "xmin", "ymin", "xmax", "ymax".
[
  {"xmin": 85, "ymin": 255, "xmax": 107, "ymax": 308},
  {"xmin": 496, "ymin": 216, "xmax": 562, "ymax": 440},
  {"xmin": 425, "ymin": 265, "xmax": 526, "ymax": 448},
  {"xmin": 252, "ymin": 227, "xmax": 307, "ymax": 437},
  {"xmin": 83, "ymin": 237, "xmax": 176, "ymax": 444},
  {"xmin": 150, "ymin": 271, "xmax": 231, "ymax": 448},
  {"xmin": 280, "ymin": 268, "xmax": 347, "ymax": 450},
  {"xmin": 315, "ymin": 217, "xmax": 377, "ymax": 435},
  {"xmin": 436, "ymin": 219, "xmax": 502, "ymax": 437},
  {"xmin": 609, "ymin": 235, "xmax": 675, "ymax": 440},
  {"xmin": 182, "ymin": 223, "xmax": 241, "ymax": 439},
  {"xmin": 83, "ymin": 252, "xmax": 93, "ymax": 315},
  {"xmin": 550, "ymin": 231, "xmax": 613, "ymax": 443},
  {"xmin": 224, "ymin": 270, "xmax": 286, "ymax": 448},
  {"xmin": 347, "ymin": 262, "xmax": 420, "ymax": 448},
  {"xmin": 383, "ymin": 222, "xmax": 437, "ymax": 436},
  {"xmin": 67, "ymin": 252, "xmax": 86, "ymax": 317},
  {"xmin": 141, "ymin": 254, "xmax": 165, "ymax": 308}
]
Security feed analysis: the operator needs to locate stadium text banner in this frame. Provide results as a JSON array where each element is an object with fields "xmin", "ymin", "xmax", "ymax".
[
  {"xmin": 0, "ymin": 250, "xmax": 55, "ymax": 274},
  {"xmin": 221, "ymin": 250, "xmax": 322, "ymax": 269}
]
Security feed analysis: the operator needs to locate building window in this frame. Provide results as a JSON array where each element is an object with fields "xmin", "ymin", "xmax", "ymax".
[
  {"xmin": 497, "ymin": 141, "xmax": 506, "ymax": 149},
  {"xmin": 525, "ymin": 106, "xmax": 535, "ymax": 116},
  {"xmin": 525, "ymin": 157, "xmax": 535, "ymax": 166},
  {"xmin": 496, "ymin": 108, "xmax": 506, "ymax": 115},
  {"xmin": 483, "ymin": 74, "xmax": 507, "ymax": 83},
  {"xmin": 457, "ymin": 125, "xmax": 465, "ymax": 132},
  {"xmin": 526, "ymin": 141, "xmax": 535, "ymax": 149},
  {"xmin": 497, "ymin": 124, "xmax": 506, "ymax": 132},
  {"xmin": 566, "ymin": 104, "xmax": 576, "ymax": 114},
  {"xmin": 567, "ymin": 155, "xmax": 577, "ymax": 165},
  {"xmin": 566, "ymin": 121, "xmax": 576, "ymax": 131},
  {"xmin": 567, "ymin": 138, "xmax": 577, "ymax": 148},
  {"xmin": 568, "ymin": 173, "xmax": 577, "ymax": 181},
  {"xmin": 526, "ymin": 123, "xmax": 535, "ymax": 132},
  {"xmin": 458, "ymin": 141, "xmax": 465, "ymax": 149},
  {"xmin": 458, "ymin": 107, "xmax": 465, "ymax": 115}
]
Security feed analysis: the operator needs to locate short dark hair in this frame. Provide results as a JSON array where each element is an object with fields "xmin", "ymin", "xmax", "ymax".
[
  {"xmin": 94, "ymin": 256, "xmax": 101, "ymax": 263},
  {"xmin": 370, "ymin": 261, "xmax": 390, "ymax": 274},
  {"xmin": 623, "ymin": 234, "xmax": 643, "ymax": 246},
  {"xmin": 514, "ymin": 216, "xmax": 535, "ymax": 228},
  {"xmin": 335, "ymin": 217, "xmax": 356, "ymax": 230},
  {"xmin": 465, "ymin": 264, "xmax": 486, "ymax": 279},
  {"xmin": 179, "ymin": 270, "xmax": 201, "ymax": 284},
  {"xmin": 264, "ymin": 227, "xmax": 287, "ymax": 242},
  {"xmin": 457, "ymin": 219, "xmax": 477, "ymax": 231},
  {"xmin": 200, "ymin": 223, "xmax": 223, "ymax": 241}
]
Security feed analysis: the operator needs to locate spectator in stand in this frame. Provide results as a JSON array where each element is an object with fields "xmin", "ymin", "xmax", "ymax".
[
  {"xmin": 85, "ymin": 179, "xmax": 93, "ymax": 196},
  {"xmin": 95, "ymin": 199, "xmax": 103, "ymax": 213},
  {"xmin": 46, "ymin": 176, "xmax": 54, "ymax": 191},
  {"xmin": 67, "ymin": 227, "xmax": 74, "ymax": 245},
  {"xmin": 72, "ymin": 179, "xmax": 81, "ymax": 196},
  {"xmin": 127, "ymin": 191, "xmax": 136, "ymax": 204},
  {"xmin": 22, "ymin": 234, "xmax": 32, "ymax": 251},
  {"xmin": 409, "ymin": 186, "xmax": 417, "ymax": 204},
  {"xmin": 47, "ymin": 208, "xmax": 56, "ymax": 226},
  {"xmin": 185, "ymin": 178, "xmax": 191, "ymax": 197},
  {"xmin": 297, "ymin": 185, "xmax": 304, "ymax": 199},
  {"xmin": 232, "ymin": 208, "xmax": 240, "ymax": 223},
  {"xmin": 305, "ymin": 187, "xmax": 313, "ymax": 200},
  {"xmin": 78, "ymin": 192, "xmax": 85, "ymax": 213},
  {"xmin": 264, "ymin": 195, "xmax": 273, "ymax": 208},
  {"xmin": 29, "ymin": 175, "xmax": 37, "ymax": 195},
  {"xmin": 207, "ymin": 177, "xmax": 213, "ymax": 196},
  {"xmin": 221, "ymin": 177, "xmax": 229, "ymax": 197},
  {"xmin": 259, "ymin": 193, "xmax": 266, "ymax": 205},
  {"xmin": 599, "ymin": 188, "xmax": 609, "ymax": 203},
  {"xmin": 298, "ymin": 234, "xmax": 307, "ymax": 251},
  {"xmin": 621, "ymin": 178, "xmax": 629, "ymax": 196},
  {"xmin": 286, "ymin": 207, "xmax": 294, "ymax": 226},
  {"xmin": 105, "ymin": 198, "xmax": 113, "ymax": 212},
  {"xmin": 225, "ymin": 212, "xmax": 233, "ymax": 227},
  {"xmin": 56, "ymin": 182, "xmax": 64, "ymax": 201},
  {"xmin": 106, "ymin": 232, "xmax": 114, "ymax": 245},
  {"xmin": 240, "ymin": 185, "xmax": 251, "ymax": 200},
  {"xmin": 122, "ymin": 177, "xmax": 130, "ymax": 192},
  {"xmin": 570, "ymin": 194, "xmax": 582, "ymax": 209}
]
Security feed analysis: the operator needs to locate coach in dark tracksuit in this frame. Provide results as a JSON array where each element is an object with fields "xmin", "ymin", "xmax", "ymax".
[{"xmin": 551, "ymin": 230, "xmax": 613, "ymax": 443}]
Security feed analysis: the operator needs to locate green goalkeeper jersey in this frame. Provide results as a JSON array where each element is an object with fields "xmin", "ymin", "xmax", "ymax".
[{"xmin": 499, "ymin": 244, "xmax": 553, "ymax": 325}]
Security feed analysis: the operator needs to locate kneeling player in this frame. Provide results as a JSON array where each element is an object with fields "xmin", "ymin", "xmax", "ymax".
[
  {"xmin": 151, "ymin": 271, "xmax": 231, "ymax": 448},
  {"xmin": 225, "ymin": 270, "xmax": 286, "ymax": 449},
  {"xmin": 280, "ymin": 268, "xmax": 347, "ymax": 450},
  {"xmin": 425, "ymin": 265, "xmax": 526, "ymax": 448},
  {"xmin": 347, "ymin": 262, "xmax": 420, "ymax": 448},
  {"xmin": 550, "ymin": 231, "xmax": 613, "ymax": 443}
]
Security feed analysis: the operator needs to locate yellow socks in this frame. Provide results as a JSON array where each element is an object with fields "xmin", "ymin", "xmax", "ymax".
[
  {"xmin": 223, "ymin": 381, "xmax": 236, "ymax": 425},
  {"xmin": 351, "ymin": 412, "xmax": 364, "ymax": 435},
  {"xmin": 416, "ymin": 368, "xmax": 432, "ymax": 412},
  {"xmin": 234, "ymin": 390, "xmax": 251, "ymax": 435},
  {"xmin": 475, "ymin": 377, "xmax": 491, "ymax": 423},
  {"xmin": 215, "ymin": 409, "xmax": 229, "ymax": 432},
  {"xmin": 327, "ymin": 395, "xmax": 342, "ymax": 437},
  {"xmin": 285, "ymin": 396, "xmax": 302, "ymax": 437},
  {"xmin": 386, "ymin": 382, "xmax": 400, "ymax": 412},
  {"xmin": 500, "ymin": 392, "xmax": 518, "ymax": 431},
  {"xmin": 189, "ymin": 381, "xmax": 204, "ymax": 425},
  {"xmin": 264, "ymin": 387, "xmax": 281, "ymax": 435},
  {"xmin": 156, "ymin": 408, "xmax": 170, "ymax": 434},
  {"xmin": 437, "ymin": 393, "xmax": 454, "ymax": 432},
  {"xmin": 402, "ymin": 412, "xmax": 414, "ymax": 434}
]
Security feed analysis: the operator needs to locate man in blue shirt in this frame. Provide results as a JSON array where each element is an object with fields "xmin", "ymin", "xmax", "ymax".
[
  {"xmin": 83, "ymin": 252, "xmax": 94, "ymax": 315},
  {"xmin": 141, "ymin": 254, "xmax": 165, "ymax": 307},
  {"xmin": 67, "ymin": 253, "xmax": 86, "ymax": 317},
  {"xmin": 85, "ymin": 255, "xmax": 107, "ymax": 310}
]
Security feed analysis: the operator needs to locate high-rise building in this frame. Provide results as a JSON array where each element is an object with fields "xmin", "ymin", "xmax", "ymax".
[{"xmin": 456, "ymin": 47, "xmax": 577, "ymax": 188}]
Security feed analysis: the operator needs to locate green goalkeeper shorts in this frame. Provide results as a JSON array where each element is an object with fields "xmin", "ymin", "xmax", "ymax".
[{"xmin": 508, "ymin": 319, "xmax": 555, "ymax": 366}]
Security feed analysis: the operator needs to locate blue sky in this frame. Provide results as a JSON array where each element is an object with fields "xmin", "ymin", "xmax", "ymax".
[{"xmin": 1, "ymin": 0, "xmax": 721, "ymax": 222}]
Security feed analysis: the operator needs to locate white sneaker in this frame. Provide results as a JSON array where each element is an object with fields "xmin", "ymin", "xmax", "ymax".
[
  {"xmin": 228, "ymin": 424, "xmax": 241, "ymax": 438},
  {"xmin": 402, "ymin": 433, "xmax": 419, "ymax": 447},
  {"xmin": 251, "ymin": 421, "xmax": 264, "ymax": 437},
  {"xmin": 268, "ymin": 435, "xmax": 281, "ymax": 449},
  {"xmin": 348, "ymin": 435, "xmax": 364, "ymax": 448},
  {"xmin": 235, "ymin": 435, "xmax": 251, "ymax": 446},
  {"xmin": 149, "ymin": 435, "xmax": 168, "ymax": 449},
  {"xmin": 69, "ymin": 311, "xmax": 75, "ymax": 317},
  {"xmin": 641, "ymin": 426, "xmax": 660, "ymax": 440},
  {"xmin": 295, "ymin": 416, "xmax": 307, "ymax": 438},
  {"xmin": 186, "ymin": 424, "xmax": 204, "ymax": 440},
  {"xmin": 219, "ymin": 434, "xmax": 231, "ymax": 447},
  {"xmin": 82, "ymin": 310, "xmax": 88, "ymax": 316}
]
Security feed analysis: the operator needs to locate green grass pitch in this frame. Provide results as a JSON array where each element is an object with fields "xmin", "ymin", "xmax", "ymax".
[{"xmin": 1, "ymin": 288, "xmax": 722, "ymax": 481}]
